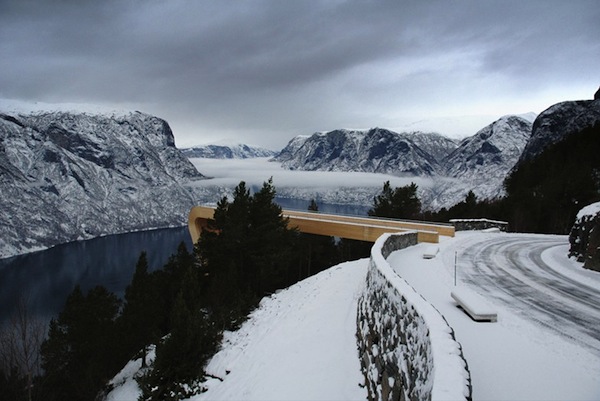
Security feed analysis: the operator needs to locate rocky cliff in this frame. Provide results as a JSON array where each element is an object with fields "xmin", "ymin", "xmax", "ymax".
[
  {"xmin": 435, "ymin": 115, "xmax": 532, "ymax": 203},
  {"xmin": 273, "ymin": 128, "xmax": 454, "ymax": 176},
  {"xmin": 274, "ymin": 117, "xmax": 531, "ymax": 209},
  {"xmin": 518, "ymin": 98, "xmax": 600, "ymax": 164},
  {"xmin": 0, "ymin": 110, "xmax": 204, "ymax": 258},
  {"xmin": 182, "ymin": 143, "xmax": 276, "ymax": 159}
]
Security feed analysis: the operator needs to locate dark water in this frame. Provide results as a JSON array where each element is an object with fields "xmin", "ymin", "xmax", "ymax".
[
  {"xmin": 0, "ymin": 199, "xmax": 368, "ymax": 327},
  {"xmin": 0, "ymin": 226, "xmax": 192, "ymax": 326},
  {"xmin": 275, "ymin": 197, "xmax": 370, "ymax": 216}
]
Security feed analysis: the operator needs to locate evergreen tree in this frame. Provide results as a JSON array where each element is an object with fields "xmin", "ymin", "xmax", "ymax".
[
  {"xmin": 369, "ymin": 181, "xmax": 421, "ymax": 219},
  {"xmin": 40, "ymin": 285, "xmax": 121, "ymax": 401},
  {"xmin": 197, "ymin": 178, "xmax": 298, "ymax": 324},
  {"xmin": 118, "ymin": 252, "xmax": 163, "ymax": 368},
  {"xmin": 139, "ymin": 252, "xmax": 219, "ymax": 401},
  {"xmin": 248, "ymin": 178, "xmax": 296, "ymax": 295}
]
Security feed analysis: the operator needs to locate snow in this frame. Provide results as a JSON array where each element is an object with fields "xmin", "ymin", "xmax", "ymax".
[
  {"xmin": 543, "ymin": 244, "xmax": 600, "ymax": 290},
  {"xmin": 192, "ymin": 260, "xmax": 367, "ymax": 401},
  {"xmin": 106, "ymin": 260, "xmax": 368, "ymax": 401},
  {"xmin": 105, "ymin": 346, "xmax": 155, "ymax": 401},
  {"xmin": 576, "ymin": 201, "xmax": 600, "ymax": 219},
  {"xmin": 0, "ymin": 97, "xmax": 133, "ymax": 118},
  {"xmin": 388, "ymin": 232, "xmax": 600, "ymax": 400},
  {"xmin": 106, "ymin": 230, "xmax": 600, "ymax": 401}
]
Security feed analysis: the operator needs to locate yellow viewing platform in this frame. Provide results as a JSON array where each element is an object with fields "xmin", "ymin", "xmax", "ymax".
[{"xmin": 188, "ymin": 206, "xmax": 454, "ymax": 245}]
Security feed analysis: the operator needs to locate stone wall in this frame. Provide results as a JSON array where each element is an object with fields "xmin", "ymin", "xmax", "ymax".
[
  {"xmin": 569, "ymin": 202, "xmax": 600, "ymax": 272},
  {"xmin": 450, "ymin": 218, "xmax": 508, "ymax": 232},
  {"xmin": 357, "ymin": 232, "xmax": 471, "ymax": 401}
]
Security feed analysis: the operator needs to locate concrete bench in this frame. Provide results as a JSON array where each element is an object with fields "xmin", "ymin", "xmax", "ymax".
[
  {"xmin": 451, "ymin": 288, "xmax": 498, "ymax": 322},
  {"xmin": 422, "ymin": 245, "xmax": 439, "ymax": 259}
]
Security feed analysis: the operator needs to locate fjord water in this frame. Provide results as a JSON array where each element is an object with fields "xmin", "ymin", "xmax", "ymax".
[{"xmin": 0, "ymin": 227, "xmax": 192, "ymax": 326}]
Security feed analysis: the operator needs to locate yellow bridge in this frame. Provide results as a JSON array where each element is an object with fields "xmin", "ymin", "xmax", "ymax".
[{"xmin": 188, "ymin": 206, "xmax": 454, "ymax": 244}]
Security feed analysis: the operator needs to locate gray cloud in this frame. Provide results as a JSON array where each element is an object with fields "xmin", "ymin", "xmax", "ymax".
[{"xmin": 1, "ymin": 0, "xmax": 598, "ymax": 148}]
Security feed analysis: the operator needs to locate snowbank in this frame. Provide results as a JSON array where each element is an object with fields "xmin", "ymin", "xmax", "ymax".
[
  {"xmin": 570, "ymin": 201, "xmax": 600, "ymax": 271},
  {"xmin": 357, "ymin": 232, "xmax": 471, "ymax": 401}
]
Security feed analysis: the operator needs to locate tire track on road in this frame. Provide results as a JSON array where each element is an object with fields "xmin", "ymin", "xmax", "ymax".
[{"xmin": 457, "ymin": 234, "xmax": 600, "ymax": 353}]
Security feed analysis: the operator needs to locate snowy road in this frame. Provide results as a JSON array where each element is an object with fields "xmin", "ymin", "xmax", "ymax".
[
  {"xmin": 451, "ymin": 233, "xmax": 600, "ymax": 353},
  {"xmin": 390, "ymin": 232, "xmax": 600, "ymax": 400}
]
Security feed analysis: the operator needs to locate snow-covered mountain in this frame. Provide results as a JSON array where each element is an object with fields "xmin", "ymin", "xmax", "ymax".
[
  {"xmin": 182, "ymin": 143, "xmax": 276, "ymax": 159},
  {"xmin": 519, "ymin": 98, "xmax": 600, "ymax": 163},
  {"xmin": 272, "ymin": 128, "xmax": 454, "ymax": 176},
  {"xmin": 0, "ymin": 110, "xmax": 205, "ymax": 258},
  {"xmin": 430, "ymin": 116, "xmax": 532, "ymax": 205},
  {"xmin": 408, "ymin": 131, "xmax": 458, "ymax": 162},
  {"xmin": 273, "ymin": 119, "xmax": 533, "ymax": 209}
]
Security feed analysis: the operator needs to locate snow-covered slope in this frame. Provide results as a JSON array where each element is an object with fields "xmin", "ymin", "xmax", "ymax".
[
  {"xmin": 182, "ymin": 143, "xmax": 276, "ymax": 159},
  {"xmin": 105, "ymin": 259, "xmax": 368, "ymax": 401},
  {"xmin": 408, "ymin": 131, "xmax": 458, "ymax": 162},
  {"xmin": 105, "ymin": 232, "xmax": 600, "ymax": 401},
  {"xmin": 273, "ymin": 128, "xmax": 451, "ymax": 176},
  {"xmin": 0, "ymin": 110, "xmax": 205, "ymax": 258},
  {"xmin": 432, "ymin": 116, "xmax": 532, "ymax": 204}
]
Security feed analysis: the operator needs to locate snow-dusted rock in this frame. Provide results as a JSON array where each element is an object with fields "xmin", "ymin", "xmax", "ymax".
[
  {"xmin": 273, "ymin": 128, "xmax": 454, "ymax": 176},
  {"xmin": 0, "ymin": 110, "xmax": 205, "ymax": 258},
  {"xmin": 519, "ymin": 98, "xmax": 600, "ymax": 164},
  {"xmin": 182, "ymin": 143, "xmax": 275, "ymax": 159},
  {"xmin": 569, "ymin": 202, "xmax": 600, "ymax": 271},
  {"xmin": 430, "ymin": 115, "xmax": 532, "ymax": 206},
  {"xmin": 274, "ymin": 116, "xmax": 531, "ymax": 209}
]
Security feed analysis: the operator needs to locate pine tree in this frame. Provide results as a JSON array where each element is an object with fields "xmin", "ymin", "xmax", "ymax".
[
  {"xmin": 119, "ymin": 252, "xmax": 163, "ymax": 368},
  {"xmin": 248, "ymin": 178, "xmax": 295, "ymax": 295},
  {"xmin": 40, "ymin": 285, "xmax": 121, "ymax": 401},
  {"xmin": 139, "ymin": 254, "xmax": 219, "ymax": 401},
  {"xmin": 369, "ymin": 181, "xmax": 421, "ymax": 219}
]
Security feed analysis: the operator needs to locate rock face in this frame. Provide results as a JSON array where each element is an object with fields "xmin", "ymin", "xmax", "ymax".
[
  {"xmin": 182, "ymin": 143, "xmax": 276, "ymax": 159},
  {"xmin": 0, "ymin": 110, "xmax": 204, "ymax": 258},
  {"xmin": 274, "ymin": 117, "xmax": 530, "ymax": 209},
  {"xmin": 439, "ymin": 116, "xmax": 532, "ymax": 201},
  {"xmin": 569, "ymin": 202, "xmax": 600, "ymax": 272},
  {"xmin": 273, "ymin": 128, "xmax": 456, "ymax": 176},
  {"xmin": 518, "ymin": 98, "xmax": 600, "ymax": 164}
]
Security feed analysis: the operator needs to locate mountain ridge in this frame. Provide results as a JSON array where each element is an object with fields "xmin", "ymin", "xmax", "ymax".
[
  {"xmin": 182, "ymin": 143, "xmax": 276, "ymax": 159},
  {"xmin": 0, "ymin": 110, "xmax": 204, "ymax": 258}
]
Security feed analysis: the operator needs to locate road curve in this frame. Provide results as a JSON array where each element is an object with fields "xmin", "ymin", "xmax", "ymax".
[{"xmin": 453, "ymin": 233, "xmax": 600, "ymax": 353}]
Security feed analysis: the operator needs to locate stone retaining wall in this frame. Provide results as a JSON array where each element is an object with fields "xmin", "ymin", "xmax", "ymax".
[
  {"xmin": 357, "ymin": 232, "xmax": 472, "ymax": 401},
  {"xmin": 450, "ymin": 218, "xmax": 508, "ymax": 232}
]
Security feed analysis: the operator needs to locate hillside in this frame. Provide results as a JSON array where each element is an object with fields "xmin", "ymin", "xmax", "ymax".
[
  {"xmin": 182, "ymin": 143, "xmax": 276, "ymax": 159},
  {"xmin": 0, "ymin": 110, "xmax": 204, "ymax": 258}
]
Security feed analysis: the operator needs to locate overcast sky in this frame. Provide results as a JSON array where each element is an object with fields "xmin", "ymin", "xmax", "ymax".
[{"xmin": 1, "ymin": 1, "xmax": 598, "ymax": 149}]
